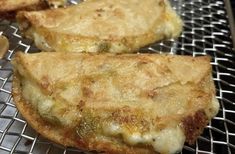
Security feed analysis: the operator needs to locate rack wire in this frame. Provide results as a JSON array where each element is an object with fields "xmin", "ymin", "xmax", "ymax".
[{"xmin": 0, "ymin": 0, "xmax": 235, "ymax": 153}]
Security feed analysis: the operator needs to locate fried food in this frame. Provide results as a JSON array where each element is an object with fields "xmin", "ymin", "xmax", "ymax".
[
  {"xmin": 0, "ymin": 0, "xmax": 67, "ymax": 19},
  {"xmin": 12, "ymin": 52, "xmax": 219, "ymax": 154},
  {"xmin": 0, "ymin": 0, "xmax": 43, "ymax": 12},
  {"xmin": 0, "ymin": 0, "xmax": 47, "ymax": 18},
  {"xmin": 17, "ymin": 0, "xmax": 183, "ymax": 53}
]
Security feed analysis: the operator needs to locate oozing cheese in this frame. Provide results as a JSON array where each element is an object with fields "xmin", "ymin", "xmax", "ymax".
[{"xmin": 103, "ymin": 122, "xmax": 185, "ymax": 154}]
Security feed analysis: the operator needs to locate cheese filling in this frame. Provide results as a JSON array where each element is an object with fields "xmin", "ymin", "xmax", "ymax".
[{"xmin": 103, "ymin": 122, "xmax": 185, "ymax": 154}]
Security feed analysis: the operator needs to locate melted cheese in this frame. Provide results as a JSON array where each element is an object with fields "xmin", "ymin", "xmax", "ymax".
[{"xmin": 103, "ymin": 122, "xmax": 185, "ymax": 153}]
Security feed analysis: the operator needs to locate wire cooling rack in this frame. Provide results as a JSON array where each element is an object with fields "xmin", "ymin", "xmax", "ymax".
[{"xmin": 0, "ymin": 0, "xmax": 235, "ymax": 153}]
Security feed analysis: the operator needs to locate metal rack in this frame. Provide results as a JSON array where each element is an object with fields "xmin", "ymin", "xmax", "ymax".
[{"xmin": 0, "ymin": 0, "xmax": 235, "ymax": 153}]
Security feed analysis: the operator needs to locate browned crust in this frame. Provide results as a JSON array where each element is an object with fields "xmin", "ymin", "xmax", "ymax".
[
  {"xmin": 13, "ymin": 70, "xmax": 211, "ymax": 153},
  {"xmin": 0, "ymin": 0, "xmax": 48, "ymax": 20},
  {"xmin": 15, "ymin": 11, "xmax": 168, "ymax": 53},
  {"xmin": 12, "ymin": 72, "xmax": 77, "ymax": 146},
  {"xmin": 182, "ymin": 110, "xmax": 209, "ymax": 145},
  {"xmin": 12, "ymin": 71, "xmax": 155, "ymax": 154},
  {"xmin": 11, "ymin": 52, "xmax": 217, "ymax": 153},
  {"xmin": 15, "ymin": 0, "xmax": 183, "ymax": 53}
]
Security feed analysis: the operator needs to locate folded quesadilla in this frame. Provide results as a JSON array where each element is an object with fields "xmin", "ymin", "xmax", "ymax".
[
  {"xmin": 17, "ymin": 0, "xmax": 183, "ymax": 53},
  {"xmin": 12, "ymin": 52, "xmax": 219, "ymax": 154}
]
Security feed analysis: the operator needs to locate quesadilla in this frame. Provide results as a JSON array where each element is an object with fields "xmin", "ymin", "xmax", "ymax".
[
  {"xmin": 12, "ymin": 52, "xmax": 219, "ymax": 154},
  {"xmin": 17, "ymin": 0, "xmax": 183, "ymax": 53}
]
